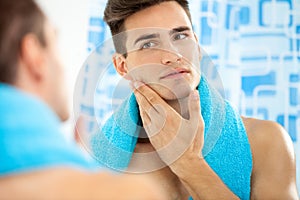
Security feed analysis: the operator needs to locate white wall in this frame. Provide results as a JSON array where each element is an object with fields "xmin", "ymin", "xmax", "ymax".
[{"xmin": 36, "ymin": 0, "xmax": 90, "ymax": 138}]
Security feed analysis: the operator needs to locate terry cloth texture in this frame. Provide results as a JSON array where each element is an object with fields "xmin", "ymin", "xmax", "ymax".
[{"xmin": 0, "ymin": 84, "xmax": 98, "ymax": 176}]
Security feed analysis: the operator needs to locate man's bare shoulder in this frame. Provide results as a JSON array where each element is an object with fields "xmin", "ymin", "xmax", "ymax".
[
  {"xmin": 241, "ymin": 116, "xmax": 295, "ymax": 166},
  {"xmin": 241, "ymin": 116, "xmax": 293, "ymax": 152},
  {"xmin": 0, "ymin": 167, "xmax": 166, "ymax": 200},
  {"xmin": 241, "ymin": 117, "xmax": 298, "ymax": 199}
]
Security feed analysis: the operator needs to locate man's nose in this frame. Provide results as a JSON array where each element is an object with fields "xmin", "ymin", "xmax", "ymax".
[{"xmin": 161, "ymin": 49, "xmax": 183, "ymax": 65}]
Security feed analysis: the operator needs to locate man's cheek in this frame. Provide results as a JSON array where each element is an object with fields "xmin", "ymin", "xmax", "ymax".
[
  {"xmin": 131, "ymin": 71, "xmax": 153, "ymax": 83},
  {"xmin": 127, "ymin": 69, "xmax": 141, "ymax": 81}
]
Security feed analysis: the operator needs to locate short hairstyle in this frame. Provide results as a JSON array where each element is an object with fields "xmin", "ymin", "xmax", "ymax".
[
  {"xmin": 0, "ymin": 0, "xmax": 46, "ymax": 84},
  {"xmin": 103, "ymin": 0, "xmax": 192, "ymax": 55}
]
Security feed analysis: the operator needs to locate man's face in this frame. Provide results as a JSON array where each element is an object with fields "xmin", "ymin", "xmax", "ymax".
[
  {"xmin": 117, "ymin": 1, "xmax": 201, "ymax": 100},
  {"xmin": 42, "ymin": 21, "xmax": 69, "ymax": 121}
]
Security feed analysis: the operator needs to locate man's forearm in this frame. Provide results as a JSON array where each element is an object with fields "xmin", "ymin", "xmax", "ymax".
[{"xmin": 172, "ymin": 157, "xmax": 240, "ymax": 200}]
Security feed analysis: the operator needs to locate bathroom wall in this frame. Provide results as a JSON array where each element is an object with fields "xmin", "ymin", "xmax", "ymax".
[{"xmin": 85, "ymin": 0, "xmax": 300, "ymax": 192}]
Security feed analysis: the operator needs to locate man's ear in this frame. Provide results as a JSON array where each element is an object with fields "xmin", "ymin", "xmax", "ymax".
[
  {"xmin": 19, "ymin": 33, "xmax": 45, "ymax": 81},
  {"xmin": 193, "ymin": 32, "xmax": 202, "ymax": 61},
  {"xmin": 112, "ymin": 53, "xmax": 131, "ymax": 80}
]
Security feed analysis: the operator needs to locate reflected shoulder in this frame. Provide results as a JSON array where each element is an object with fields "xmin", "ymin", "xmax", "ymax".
[
  {"xmin": 241, "ymin": 116, "xmax": 293, "ymax": 151},
  {"xmin": 241, "ymin": 116, "xmax": 298, "ymax": 199}
]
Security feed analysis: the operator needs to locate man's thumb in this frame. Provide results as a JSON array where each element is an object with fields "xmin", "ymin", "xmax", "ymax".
[{"xmin": 188, "ymin": 90, "xmax": 201, "ymax": 122}]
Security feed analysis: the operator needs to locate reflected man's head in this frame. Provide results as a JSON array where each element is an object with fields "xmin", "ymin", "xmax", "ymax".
[
  {"xmin": 104, "ymin": 0, "xmax": 201, "ymax": 100},
  {"xmin": 0, "ymin": 0, "xmax": 69, "ymax": 121}
]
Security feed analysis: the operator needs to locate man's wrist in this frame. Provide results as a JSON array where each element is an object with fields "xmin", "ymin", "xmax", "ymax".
[{"xmin": 170, "ymin": 154, "xmax": 206, "ymax": 180}]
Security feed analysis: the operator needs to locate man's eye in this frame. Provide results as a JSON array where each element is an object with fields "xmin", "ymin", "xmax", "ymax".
[
  {"xmin": 141, "ymin": 41, "xmax": 156, "ymax": 49},
  {"xmin": 174, "ymin": 33, "xmax": 188, "ymax": 40}
]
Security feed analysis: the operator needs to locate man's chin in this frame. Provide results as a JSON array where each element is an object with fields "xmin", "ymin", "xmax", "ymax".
[{"xmin": 160, "ymin": 90, "xmax": 192, "ymax": 101}]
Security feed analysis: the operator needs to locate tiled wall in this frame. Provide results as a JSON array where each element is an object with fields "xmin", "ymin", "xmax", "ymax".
[{"xmin": 82, "ymin": 0, "xmax": 300, "ymax": 192}]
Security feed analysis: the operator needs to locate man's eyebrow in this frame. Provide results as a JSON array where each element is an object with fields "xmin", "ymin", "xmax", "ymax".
[
  {"xmin": 134, "ymin": 33, "xmax": 160, "ymax": 45},
  {"xmin": 169, "ymin": 26, "xmax": 191, "ymax": 35}
]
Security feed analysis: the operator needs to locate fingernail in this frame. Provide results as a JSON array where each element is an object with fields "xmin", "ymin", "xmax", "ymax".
[{"xmin": 191, "ymin": 90, "xmax": 199, "ymax": 100}]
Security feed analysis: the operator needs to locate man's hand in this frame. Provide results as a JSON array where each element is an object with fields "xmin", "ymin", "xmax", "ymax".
[
  {"xmin": 132, "ymin": 81, "xmax": 205, "ymax": 174},
  {"xmin": 132, "ymin": 82, "xmax": 241, "ymax": 200}
]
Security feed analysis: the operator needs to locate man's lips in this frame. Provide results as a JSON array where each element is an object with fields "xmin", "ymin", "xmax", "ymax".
[{"xmin": 160, "ymin": 68, "xmax": 190, "ymax": 79}]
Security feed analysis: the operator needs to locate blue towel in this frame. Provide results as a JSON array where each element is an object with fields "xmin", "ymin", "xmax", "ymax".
[
  {"xmin": 0, "ymin": 84, "xmax": 98, "ymax": 176},
  {"xmin": 91, "ymin": 76, "xmax": 252, "ymax": 199}
]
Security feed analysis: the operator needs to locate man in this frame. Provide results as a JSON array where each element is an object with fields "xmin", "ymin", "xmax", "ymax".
[
  {"xmin": 94, "ymin": 0, "xmax": 299, "ymax": 199},
  {"xmin": 0, "ymin": 0, "xmax": 166, "ymax": 199}
]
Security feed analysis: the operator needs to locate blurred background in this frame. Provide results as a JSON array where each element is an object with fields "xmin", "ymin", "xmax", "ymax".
[{"xmin": 36, "ymin": 0, "xmax": 300, "ymax": 193}]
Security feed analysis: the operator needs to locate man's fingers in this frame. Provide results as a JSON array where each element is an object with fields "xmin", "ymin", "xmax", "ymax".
[
  {"xmin": 133, "ymin": 83, "xmax": 159, "ymax": 114},
  {"xmin": 132, "ymin": 81, "xmax": 171, "ymax": 114},
  {"xmin": 188, "ymin": 90, "xmax": 205, "ymax": 153},
  {"xmin": 140, "ymin": 109, "xmax": 151, "ymax": 127},
  {"xmin": 188, "ymin": 90, "xmax": 201, "ymax": 123}
]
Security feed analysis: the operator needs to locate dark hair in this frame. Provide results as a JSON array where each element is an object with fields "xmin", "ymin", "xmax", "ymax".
[
  {"xmin": 0, "ymin": 0, "xmax": 46, "ymax": 84},
  {"xmin": 103, "ymin": 0, "xmax": 192, "ymax": 55}
]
